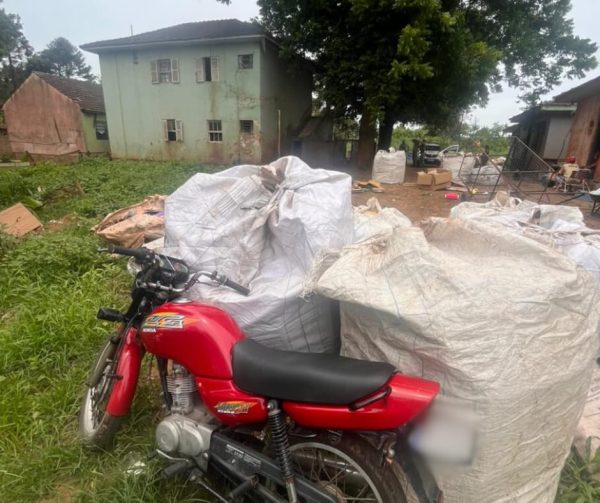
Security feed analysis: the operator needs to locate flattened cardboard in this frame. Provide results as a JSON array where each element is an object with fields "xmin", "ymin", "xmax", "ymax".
[{"xmin": 0, "ymin": 203, "xmax": 43, "ymax": 237}]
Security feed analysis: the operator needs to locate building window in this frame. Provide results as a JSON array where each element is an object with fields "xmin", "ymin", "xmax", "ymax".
[
  {"xmin": 196, "ymin": 57, "xmax": 219, "ymax": 82},
  {"xmin": 240, "ymin": 120, "xmax": 254, "ymax": 134},
  {"xmin": 238, "ymin": 54, "xmax": 253, "ymax": 70},
  {"xmin": 95, "ymin": 117, "xmax": 108, "ymax": 140},
  {"xmin": 162, "ymin": 119, "xmax": 183, "ymax": 142},
  {"xmin": 208, "ymin": 120, "xmax": 223, "ymax": 142},
  {"xmin": 151, "ymin": 59, "xmax": 180, "ymax": 84}
]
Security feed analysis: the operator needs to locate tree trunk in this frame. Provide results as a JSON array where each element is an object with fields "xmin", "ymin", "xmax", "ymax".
[
  {"xmin": 357, "ymin": 107, "xmax": 376, "ymax": 172},
  {"xmin": 7, "ymin": 53, "xmax": 17, "ymax": 92},
  {"xmin": 377, "ymin": 109, "xmax": 395, "ymax": 151}
]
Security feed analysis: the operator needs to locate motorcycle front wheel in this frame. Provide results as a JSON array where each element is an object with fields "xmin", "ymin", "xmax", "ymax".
[
  {"xmin": 289, "ymin": 433, "xmax": 408, "ymax": 503},
  {"xmin": 79, "ymin": 333, "xmax": 124, "ymax": 450}
]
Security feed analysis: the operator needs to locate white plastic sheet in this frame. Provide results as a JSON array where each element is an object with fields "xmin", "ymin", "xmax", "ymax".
[
  {"xmin": 164, "ymin": 156, "xmax": 353, "ymax": 353},
  {"xmin": 309, "ymin": 210, "xmax": 599, "ymax": 503},
  {"xmin": 442, "ymin": 154, "xmax": 476, "ymax": 179},
  {"xmin": 372, "ymin": 149, "xmax": 406, "ymax": 184}
]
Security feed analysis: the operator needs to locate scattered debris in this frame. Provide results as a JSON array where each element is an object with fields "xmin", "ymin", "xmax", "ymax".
[
  {"xmin": 353, "ymin": 179, "xmax": 385, "ymax": 193},
  {"xmin": 0, "ymin": 202, "xmax": 43, "ymax": 236},
  {"xmin": 93, "ymin": 195, "xmax": 166, "ymax": 247},
  {"xmin": 416, "ymin": 168, "xmax": 452, "ymax": 191}
]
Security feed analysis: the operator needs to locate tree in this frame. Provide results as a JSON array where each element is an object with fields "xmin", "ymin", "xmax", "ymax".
[
  {"xmin": 0, "ymin": 1, "xmax": 32, "ymax": 104},
  {"xmin": 223, "ymin": 0, "xmax": 597, "ymax": 168},
  {"xmin": 28, "ymin": 37, "xmax": 93, "ymax": 80}
]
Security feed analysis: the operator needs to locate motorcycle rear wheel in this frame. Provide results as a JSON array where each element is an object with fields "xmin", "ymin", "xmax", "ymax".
[
  {"xmin": 79, "ymin": 334, "xmax": 124, "ymax": 450},
  {"xmin": 289, "ymin": 433, "xmax": 408, "ymax": 503}
]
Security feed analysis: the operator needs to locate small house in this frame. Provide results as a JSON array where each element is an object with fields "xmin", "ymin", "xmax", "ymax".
[
  {"xmin": 2, "ymin": 72, "xmax": 109, "ymax": 159},
  {"xmin": 81, "ymin": 19, "xmax": 313, "ymax": 164},
  {"xmin": 505, "ymin": 102, "xmax": 576, "ymax": 163}
]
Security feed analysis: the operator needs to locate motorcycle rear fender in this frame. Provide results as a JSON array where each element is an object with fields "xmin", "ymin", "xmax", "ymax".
[
  {"xmin": 283, "ymin": 373, "xmax": 439, "ymax": 430},
  {"xmin": 106, "ymin": 328, "xmax": 143, "ymax": 417}
]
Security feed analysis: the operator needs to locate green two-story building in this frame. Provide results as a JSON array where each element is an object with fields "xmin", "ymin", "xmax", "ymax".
[{"xmin": 81, "ymin": 19, "xmax": 313, "ymax": 164}]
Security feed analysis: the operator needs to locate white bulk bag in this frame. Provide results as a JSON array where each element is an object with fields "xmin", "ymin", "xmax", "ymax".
[
  {"xmin": 164, "ymin": 156, "xmax": 353, "ymax": 353},
  {"xmin": 310, "ymin": 215, "xmax": 599, "ymax": 503},
  {"xmin": 372, "ymin": 149, "xmax": 406, "ymax": 184}
]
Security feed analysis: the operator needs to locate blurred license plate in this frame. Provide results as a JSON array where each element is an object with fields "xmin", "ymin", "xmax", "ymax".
[{"xmin": 408, "ymin": 403, "xmax": 476, "ymax": 465}]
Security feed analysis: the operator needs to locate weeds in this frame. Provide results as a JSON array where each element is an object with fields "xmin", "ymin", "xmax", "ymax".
[{"xmin": 0, "ymin": 158, "xmax": 215, "ymax": 502}]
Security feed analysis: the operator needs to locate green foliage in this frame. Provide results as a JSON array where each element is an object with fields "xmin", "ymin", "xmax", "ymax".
[
  {"xmin": 255, "ymin": 0, "xmax": 597, "ymax": 148},
  {"xmin": 0, "ymin": 1, "xmax": 32, "ymax": 104},
  {"xmin": 392, "ymin": 122, "xmax": 510, "ymax": 156},
  {"xmin": 27, "ymin": 37, "xmax": 94, "ymax": 80},
  {"xmin": 556, "ymin": 450, "xmax": 600, "ymax": 502}
]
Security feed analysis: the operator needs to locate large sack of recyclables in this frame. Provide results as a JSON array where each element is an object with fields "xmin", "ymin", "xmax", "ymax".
[
  {"xmin": 308, "ymin": 203, "xmax": 600, "ymax": 503},
  {"xmin": 164, "ymin": 156, "xmax": 353, "ymax": 353}
]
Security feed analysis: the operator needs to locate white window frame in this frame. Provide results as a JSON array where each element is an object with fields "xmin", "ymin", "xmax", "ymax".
[
  {"xmin": 196, "ymin": 56, "xmax": 220, "ymax": 82},
  {"xmin": 238, "ymin": 54, "xmax": 253, "ymax": 70},
  {"xmin": 152, "ymin": 59, "xmax": 180, "ymax": 84},
  {"xmin": 208, "ymin": 120, "xmax": 223, "ymax": 143},
  {"xmin": 162, "ymin": 119, "xmax": 184, "ymax": 142}
]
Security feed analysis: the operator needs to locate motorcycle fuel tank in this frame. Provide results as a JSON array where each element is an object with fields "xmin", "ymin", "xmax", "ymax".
[{"xmin": 140, "ymin": 301, "xmax": 245, "ymax": 379}]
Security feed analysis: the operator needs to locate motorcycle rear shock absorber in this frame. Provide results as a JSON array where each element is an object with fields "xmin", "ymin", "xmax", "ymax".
[{"xmin": 268, "ymin": 399, "xmax": 298, "ymax": 503}]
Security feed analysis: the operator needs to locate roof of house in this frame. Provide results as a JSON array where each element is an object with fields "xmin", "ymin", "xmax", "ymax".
[
  {"xmin": 81, "ymin": 19, "xmax": 267, "ymax": 53},
  {"xmin": 554, "ymin": 75, "xmax": 600, "ymax": 103},
  {"xmin": 33, "ymin": 72, "xmax": 105, "ymax": 113},
  {"xmin": 509, "ymin": 102, "xmax": 576, "ymax": 124}
]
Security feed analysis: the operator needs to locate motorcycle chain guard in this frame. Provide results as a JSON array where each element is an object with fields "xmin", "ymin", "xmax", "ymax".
[{"xmin": 209, "ymin": 432, "xmax": 336, "ymax": 503}]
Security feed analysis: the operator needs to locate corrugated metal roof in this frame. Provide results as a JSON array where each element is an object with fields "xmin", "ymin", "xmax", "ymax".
[
  {"xmin": 554, "ymin": 75, "xmax": 600, "ymax": 103},
  {"xmin": 34, "ymin": 72, "xmax": 105, "ymax": 113},
  {"xmin": 509, "ymin": 102, "xmax": 575, "ymax": 124},
  {"xmin": 81, "ymin": 19, "xmax": 265, "ymax": 53}
]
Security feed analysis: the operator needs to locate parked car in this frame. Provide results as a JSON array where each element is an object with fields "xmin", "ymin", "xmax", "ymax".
[{"xmin": 422, "ymin": 143, "xmax": 442, "ymax": 165}]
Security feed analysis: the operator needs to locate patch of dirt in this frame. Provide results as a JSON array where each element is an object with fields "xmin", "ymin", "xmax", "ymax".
[
  {"xmin": 350, "ymin": 166, "xmax": 600, "ymax": 229},
  {"xmin": 39, "ymin": 482, "xmax": 78, "ymax": 503}
]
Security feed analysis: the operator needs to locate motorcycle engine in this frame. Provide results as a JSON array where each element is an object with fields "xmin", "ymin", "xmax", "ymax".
[{"xmin": 155, "ymin": 364, "xmax": 216, "ymax": 467}]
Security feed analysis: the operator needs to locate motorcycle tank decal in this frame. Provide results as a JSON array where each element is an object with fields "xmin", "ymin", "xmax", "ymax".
[
  {"xmin": 141, "ymin": 312, "xmax": 186, "ymax": 332},
  {"xmin": 215, "ymin": 401, "xmax": 257, "ymax": 415}
]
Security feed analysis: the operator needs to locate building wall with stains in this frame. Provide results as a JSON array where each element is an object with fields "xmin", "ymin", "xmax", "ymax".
[
  {"xmin": 2, "ymin": 74, "xmax": 87, "ymax": 156},
  {"xmin": 81, "ymin": 112, "xmax": 110, "ymax": 154},
  {"xmin": 99, "ymin": 41, "xmax": 273, "ymax": 163},
  {"xmin": 260, "ymin": 43, "xmax": 313, "ymax": 163},
  {"xmin": 567, "ymin": 95, "xmax": 600, "ymax": 168}
]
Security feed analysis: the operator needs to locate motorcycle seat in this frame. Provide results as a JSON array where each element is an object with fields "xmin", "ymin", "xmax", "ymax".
[{"xmin": 232, "ymin": 339, "xmax": 395, "ymax": 405}]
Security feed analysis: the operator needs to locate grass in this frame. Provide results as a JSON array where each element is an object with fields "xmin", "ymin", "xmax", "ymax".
[
  {"xmin": 0, "ymin": 157, "xmax": 599, "ymax": 502},
  {"xmin": 0, "ymin": 158, "xmax": 221, "ymax": 502}
]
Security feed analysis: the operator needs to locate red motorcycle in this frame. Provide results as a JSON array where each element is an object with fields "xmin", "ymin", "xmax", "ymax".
[{"xmin": 79, "ymin": 245, "xmax": 446, "ymax": 503}]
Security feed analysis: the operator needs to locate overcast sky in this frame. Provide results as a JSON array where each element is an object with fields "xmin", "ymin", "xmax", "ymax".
[{"xmin": 5, "ymin": 0, "xmax": 600, "ymax": 127}]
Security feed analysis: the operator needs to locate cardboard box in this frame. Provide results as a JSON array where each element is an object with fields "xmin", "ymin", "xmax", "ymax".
[
  {"xmin": 0, "ymin": 203, "xmax": 43, "ymax": 236},
  {"xmin": 417, "ymin": 169, "xmax": 452, "ymax": 191}
]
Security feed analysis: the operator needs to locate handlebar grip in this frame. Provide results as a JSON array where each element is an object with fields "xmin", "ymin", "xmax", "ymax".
[
  {"xmin": 106, "ymin": 244, "xmax": 153, "ymax": 261},
  {"xmin": 223, "ymin": 277, "xmax": 251, "ymax": 296}
]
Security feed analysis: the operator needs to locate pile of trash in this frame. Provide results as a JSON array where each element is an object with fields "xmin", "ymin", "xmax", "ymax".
[
  {"xmin": 306, "ymin": 195, "xmax": 600, "ymax": 503},
  {"xmin": 163, "ymin": 156, "xmax": 353, "ymax": 353}
]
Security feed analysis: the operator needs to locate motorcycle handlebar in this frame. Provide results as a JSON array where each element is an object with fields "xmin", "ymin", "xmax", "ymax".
[
  {"xmin": 105, "ymin": 244, "xmax": 154, "ymax": 261},
  {"xmin": 221, "ymin": 276, "xmax": 251, "ymax": 297},
  {"xmin": 100, "ymin": 245, "xmax": 251, "ymax": 296}
]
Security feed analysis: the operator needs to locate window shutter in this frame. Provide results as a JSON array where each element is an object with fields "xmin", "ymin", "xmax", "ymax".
[
  {"xmin": 171, "ymin": 59, "xmax": 180, "ymax": 83},
  {"xmin": 161, "ymin": 119, "xmax": 168, "ymax": 141},
  {"xmin": 195, "ymin": 59, "xmax": 205, "ymax": 82},
  {"xmin": 211, "ymin": 57, "xmax": 220, "ymax": 82},
  {"xmin": 151, "ymin": 60, "xmax": 159, "ymax": 84},
  {"xmin": 175, "ymin": 120, "xmax": 184, "ymax": 142}
]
